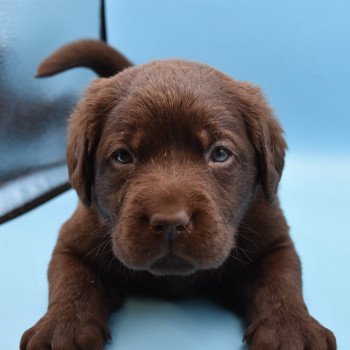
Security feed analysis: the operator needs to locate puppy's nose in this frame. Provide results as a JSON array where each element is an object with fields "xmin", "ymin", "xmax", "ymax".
[{"xmin": 150, "ymin": 211, "xmax": 190, "ymax": 242}]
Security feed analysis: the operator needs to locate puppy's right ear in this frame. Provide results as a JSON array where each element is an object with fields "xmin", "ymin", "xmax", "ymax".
[{"xmin": 66, "ymin": 78, "xmax": 117, "ymax": 206}]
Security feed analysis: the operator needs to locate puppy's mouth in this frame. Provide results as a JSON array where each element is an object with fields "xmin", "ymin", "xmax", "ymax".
[{"xmin": 148, "ymin": 254, "xmax": 196, "ymax": 276}]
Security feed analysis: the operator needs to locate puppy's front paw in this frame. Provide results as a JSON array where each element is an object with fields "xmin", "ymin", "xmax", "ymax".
[
  {"xmin": 20, "ymin": 308, "xmax": 110, "ymax": 350},
  {"xmin": 244, "ymin": 312, "xmax": 336, "ymax": 350}
]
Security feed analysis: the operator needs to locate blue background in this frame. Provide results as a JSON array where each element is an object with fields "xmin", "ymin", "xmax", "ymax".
[
  {"xmin": 1, "ymin": 0, "xmax": 350, "ymax": 349},
  {"xmin": 106, "ymin": 0, "xmax": 350, "ymax": 156}
]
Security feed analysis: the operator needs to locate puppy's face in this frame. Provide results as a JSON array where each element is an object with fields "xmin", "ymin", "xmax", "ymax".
[{"xmin": 68, "ymin": 60, "xmax": 286, "ymax": 276}]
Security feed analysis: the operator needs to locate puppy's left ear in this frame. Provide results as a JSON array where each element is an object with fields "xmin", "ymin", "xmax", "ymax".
[{"xmin": 238, "ymin": 82, "xmax": 287, "ymax": 203}]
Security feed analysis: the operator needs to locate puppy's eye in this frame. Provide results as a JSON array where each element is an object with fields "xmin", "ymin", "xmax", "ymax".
[
  {"xmin": 112, "ymin": 149, "xmax": 133, "ymax": 164},
  {"xmin": 210, "ymin": 146, "xmax": 231, "ymax": 163}
]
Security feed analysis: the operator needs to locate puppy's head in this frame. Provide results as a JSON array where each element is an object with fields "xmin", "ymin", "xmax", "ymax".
[{"xmin": 67, "ymin": 60, "xmax": 286, "ymax": 276}]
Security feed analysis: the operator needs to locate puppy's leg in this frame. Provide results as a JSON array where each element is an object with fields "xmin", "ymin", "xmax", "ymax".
[
  {"xmin": 242, "ymin": 245, "xmax": 336, "ymax": 350},
  {"xmin": 20, "ymin": 251, "xmax": 111, "ymax": 350}
]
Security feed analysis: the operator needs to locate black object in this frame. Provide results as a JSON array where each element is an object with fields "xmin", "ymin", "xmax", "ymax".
[{"xmin": 0, "ymin": 0, "xmax": 104, "ymax": 224}]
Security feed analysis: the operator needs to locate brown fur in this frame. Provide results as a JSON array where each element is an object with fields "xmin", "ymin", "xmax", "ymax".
[
  {"xmin": 36, "ymin": 39, "xmax": 132, "ymax": 78},
  {"xmin": 21, "ymin": 40, "xmax": 336, "ymax": 350}
]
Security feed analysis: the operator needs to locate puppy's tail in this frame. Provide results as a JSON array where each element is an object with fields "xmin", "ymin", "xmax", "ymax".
[{"xmin": 36, "ymin": 39, "xmax": 132, "ymax": 78}]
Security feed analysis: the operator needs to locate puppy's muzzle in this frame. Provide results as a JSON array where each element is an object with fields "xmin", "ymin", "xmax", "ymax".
[{"xmin": 112, "ymin": 169, "xmax": 233, "ymax": 275}]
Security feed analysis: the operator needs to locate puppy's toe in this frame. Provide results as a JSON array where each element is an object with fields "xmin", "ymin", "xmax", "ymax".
[
  {"xmin": 248, "ymin": 327, "xmax": 279, "ymax": 350},
  {"xmin": 74, "ymin": 325, "xmax": 107, "ymax": 350},
  {"xmin": 326, "ymin": 329, "xmax": 337, "ymax": 350},
  {"xmin": 20, "ymin": 326, "xmax": 50, "ymax": 350},
  {"xmin": 21, "ymin": 331, "xmax": 51, "ymax": 350},
  {"xmin": 303, "ymin": 325, "xmax": 337, "ymax": 350}
]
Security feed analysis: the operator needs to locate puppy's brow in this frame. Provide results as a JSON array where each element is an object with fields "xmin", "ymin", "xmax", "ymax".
[
  {"xmin": 128, "ymin": 130, "xmax": 144, "ymax": 150},
  {"xmin": 101, "ymin": 127, "xmax": 143, "ymax": 158},
  {"xmin": 197, "ymin": 129, "xmax": 212, "ymax": 150},
  {"xmin": 201, "ymin": 122, "xmax": 240, "ymax": 145}
]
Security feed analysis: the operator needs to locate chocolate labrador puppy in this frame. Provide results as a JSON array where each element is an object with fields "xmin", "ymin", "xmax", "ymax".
[{"xmin": 20, "ymin": 40, "xmax": 336, "ymax": 350}]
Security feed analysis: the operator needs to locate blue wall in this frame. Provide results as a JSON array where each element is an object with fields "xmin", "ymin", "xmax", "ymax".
[{"xmin": 107, "ymin": 0, "xmax": 350, "ymax": 156}]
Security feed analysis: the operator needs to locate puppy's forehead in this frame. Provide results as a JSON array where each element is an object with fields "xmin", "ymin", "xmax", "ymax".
[{"xmin": 103, "ymin": 60, "xmax": 245, "ymax": 149}]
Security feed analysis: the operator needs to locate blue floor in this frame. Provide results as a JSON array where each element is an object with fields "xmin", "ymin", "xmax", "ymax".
[{"xmin": 0, "ymin": 153, "xmax": 349, "ymax": 349}]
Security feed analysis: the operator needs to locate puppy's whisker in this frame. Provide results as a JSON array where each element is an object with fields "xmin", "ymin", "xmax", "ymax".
[
  {"xmin": 237, "ymin": 223, "xmax": 262, "ymax": 237},
  {"xmin": 230, "ymin": 248, "xmax": 250, "ymax": 265},
  {"xmin": 107, "ymin": 258, "xmax": 115, "ymax": 272},
  {"xmin": 84, "ymin": 241, "xmax": 107, "ymax": 259},
  {"xmin": 184, "ymin": 226, "xmax": 192, "ymax": 234},
  {"xmin": 237, "ymin": 233, "xmax": 260, "ymax": 251},
  {"xmin": 236, "ymin": 246, "xmax": 253, "ymax": 263},
  {"xmin": 83, "ymin": 231, "xmax": 112, "ymax": 260},
  {"xmin": 96, "ymin": 238, "xmax": 113, "ymax": 257}
]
